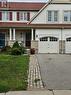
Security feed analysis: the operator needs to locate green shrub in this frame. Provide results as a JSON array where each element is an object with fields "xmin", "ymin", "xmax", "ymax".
[
  {"xmin": 19, "ymin": 46, "xmax": 26, "ymax": 54},
  {"xmin": 11, "ymin": 41, "xmax": 26, "ymax": 55},
  {"xmin": 11, "ymin": 48, "xmax": 21, "ymax": 55},
  {"xmin": 1, "ymin": 46, "xmax": 11, "ymax": 54},
  {"xmin": 12, "ymin": 41, "xmax": 20, "ymax": 48},
  {"xmin": 0, "ymin": 82, "xmax": 10, "ymax": 93}
]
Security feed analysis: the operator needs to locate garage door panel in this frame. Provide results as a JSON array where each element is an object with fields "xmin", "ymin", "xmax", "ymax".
[
  {"xmin": 38, "ymin": 41, "xmax": 49, "ymax": 53},
  {"xmin": 65, "ymin": 37, "xmax": 71, "ymax": 53},
  {"xmin": 49, "ymin": 42, "xmax": 59, "ymax": 53},
  {"xmin": 38, "ymin": 36, "xmax": 59, "ymax": 53}
]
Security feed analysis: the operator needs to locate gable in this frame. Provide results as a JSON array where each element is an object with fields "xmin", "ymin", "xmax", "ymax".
[
  {"xmin": 51, "ymin": 0, "xmax": 71, "ymax": 3},
  {"xmin": 30, "ymin": 2, "xmax": 71, "ymax": 24}
]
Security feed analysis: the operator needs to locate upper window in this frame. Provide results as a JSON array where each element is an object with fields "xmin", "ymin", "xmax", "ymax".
[
  {"xmin": 64, "ymin": 11, "xmax": 71, "ymax": 22},
  {"xmin": 17, "ymin": 12, "xmax": 30, "ymax": 21},
  {"xmin": 64, "ymin": 11, "xmax": 69, "ymax": 21},
  {"xmin": 20, "ymin": 12, "xmax": 28, "ymax": 21},
  {"xmin": 1, "ymin": 11, "xmax": 12, "ymax": 21},
  {"xmin": 54, "ymin": 11, "xmax": 58, "ymax": 21},
  {"xmin": 48, "ymin": 11, "xmax": 52, "ymax": 21},
  {"xmin": 47, "ymin": 11, "xmax": 58, "ymax": 22}
]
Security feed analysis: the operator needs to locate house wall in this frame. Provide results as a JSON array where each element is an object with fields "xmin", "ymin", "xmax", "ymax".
[
  {"xmin": 0, "ymin": 11, "xmax": 38, "ymax": 22},
  {"xmin": 31, "ymin": 4, "xmax": 71, "ymax": 24},
  {"xmin": 35, "ymin": 29, "xmax": 61, "ymax": 40},
  {"xmin": 30, "ymin": 11, "xmax": 38, "ymax": 19},
  {"xmin": 34, "ymin": 29, "xmax": 71, "ymax": 53}
]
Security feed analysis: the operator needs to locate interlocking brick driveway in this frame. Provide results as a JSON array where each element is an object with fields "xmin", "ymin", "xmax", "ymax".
[{"xmin": 36, "ymin": 54, "xmax": 71, "ymax": 90}]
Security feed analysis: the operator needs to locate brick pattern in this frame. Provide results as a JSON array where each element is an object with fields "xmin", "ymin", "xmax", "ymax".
[{"xmin": 28, "ymin": 55, "xmax": 45, "ymax": 90}]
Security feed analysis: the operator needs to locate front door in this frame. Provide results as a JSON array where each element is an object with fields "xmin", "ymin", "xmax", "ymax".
[
  {"xmin": 0, "ymin": 33, "xmax": 5, "ymax": 48},
  {"xmin": 26, "ymin": 32, "xmax": 31, "ymax": 48}
]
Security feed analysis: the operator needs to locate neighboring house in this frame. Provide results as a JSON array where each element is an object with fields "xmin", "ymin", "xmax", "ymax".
[
  {"xmin": 0, "ymin": 1, "xmax": 45, "ymax": 48},
  {"xmin": 0, "ymin": 0, "xmax": 71, "ymax": 54}
]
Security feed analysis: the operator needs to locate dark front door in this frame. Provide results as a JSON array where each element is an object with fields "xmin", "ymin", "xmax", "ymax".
[
  {"xmin": 0, "ymin": 33, "xmax": 5, "ymax": 48},
  {"xmin": 26, "ymin": 32, "xmax": 31, "ymax": 48}
]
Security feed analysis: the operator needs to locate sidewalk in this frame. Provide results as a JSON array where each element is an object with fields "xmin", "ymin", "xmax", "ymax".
[
  {"xmin": 1, "ymin": 90, "xmax": 71, "ymax": 95},
  {"xmin": 28, "ymin": 55, "xmax": 44, "ymax": 90}
]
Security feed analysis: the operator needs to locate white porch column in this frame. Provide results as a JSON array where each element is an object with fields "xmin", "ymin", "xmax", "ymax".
[
  {"xmin": 9, "ymin": 28, "xmax": 12, "ymax": 40},
  {"xmin": 13, "ymin": 28, "xmax": 16, "ymax": 40},
  {"xmin": 31, "ymin": 29, "xmax": 34, "ymax": 41}
]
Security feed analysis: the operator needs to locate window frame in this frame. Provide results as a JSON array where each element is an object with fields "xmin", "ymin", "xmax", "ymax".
[
  {"xmin": 63, "ymin": 10, "xmax": 71, "ymax": 22},
  {"xmin": 19, "ymin": 11, "xmax": 28, "ymax": 21},
  {"xmin": 64, "ymin": 11, "xmax": 69, "ymax": 22},
  {"xmin": 47, "ymin": 10, "xmax": 59, "ymax": 22},
  {"xmin": 2, "ymin": 11, "xmax": 12, "ymax": 21}
]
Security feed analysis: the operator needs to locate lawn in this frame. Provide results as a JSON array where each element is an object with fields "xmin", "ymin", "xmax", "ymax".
[{"xmin": 0, "ymin": 54, "xmax": 29, "ymax": 93}]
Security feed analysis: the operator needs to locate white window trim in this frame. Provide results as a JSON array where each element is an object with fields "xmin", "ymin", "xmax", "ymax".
[
  {"xmin": 47, "ymin": 10, "xmax": 59, "ymax": 23},
  {"xmin": 2, "ymin": 11, "xmax": 12, "ymax": 22},
  {"xmin": 63, "ymin": 10, "xmax": 71, "ymax": 23},
  {"xmin": 19, "ymin": 11, "xmax": 28, "ymax": 21}
]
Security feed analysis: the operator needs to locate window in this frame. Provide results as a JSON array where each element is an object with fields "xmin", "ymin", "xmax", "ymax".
[
  {"xmin": 17, "ymin": 12, "xmax": 30, "ymax": 21},
  {"xmin": 50, "ymin": 37, "xmax": 58, "ymax": 41},
  {"xmin": 20, "ymin": 12, "xmax": 28, "ymax": 21},
  {"xmin": 64, "ymin": 11, "xmax": 69, "ymax": 21},
  {"xmin": 47, "ymin": 11, "xmax": 58, "ymax": 22},
  {"xmin": 64, "ymin": 11, "xmax": 71, "ymax": 22},
  {"xmin": 40, "ymin": 37, "xmax": 48, "ymax": 41},
  {"xmin": 66, "ymin": 37, "xmax": 71, "ymax": 41},
  {"xmin": 0, "ymin": 11, "xmax": 2, "ymax": 20},
  {"xmin": 54, "ymin": 11, "xmax": 58, "ymax": 21},
  {"xmin": 70, "ymin": 12, "xmax": 71, "ymax": 21},
  {"xmin": 2, "ymin": 11, "xmax": 9, "ymax": 21},
  {"xmin": 2, "ymin": 11, "xmax": 12, "ymax": 21},
  {"xmin": 48, "ymin": 11, "xmax": 52, "ymax": 21}
]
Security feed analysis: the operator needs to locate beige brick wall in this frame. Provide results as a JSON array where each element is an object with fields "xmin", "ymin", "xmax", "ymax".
[
  {"xmin": 31, "ymin": 40, "xmax": 38, "ymax": 53},
  {"xmin": 59, "ymin": 40, "xmax": 65, "ymax": 54}
]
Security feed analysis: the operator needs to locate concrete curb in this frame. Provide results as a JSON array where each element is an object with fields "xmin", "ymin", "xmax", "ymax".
[{"xmin": 1, "ymin": 90, "xmax": 71, "ymax": 95}]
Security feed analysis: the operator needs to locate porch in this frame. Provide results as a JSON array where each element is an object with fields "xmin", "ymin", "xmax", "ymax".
[{"xmin": 0, "ymin": 28, "xmax": 31, "ymax": 48}]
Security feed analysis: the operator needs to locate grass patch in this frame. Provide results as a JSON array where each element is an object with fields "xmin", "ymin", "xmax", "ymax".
[{"xmin": 0, "ymin": 54, "xmax": 29, "ymax": 93}]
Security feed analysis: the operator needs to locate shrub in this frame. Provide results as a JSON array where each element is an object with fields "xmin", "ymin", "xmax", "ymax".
[
  {"xmin": 1, "ymin": 46, "xmax": 11, "ymax": 54},
  {"xmin": 30, "ymin": 48, "xmax": 35, "ymax": 54},
  {"xmin": 12, "ymin": 41, "xmax": 20, "ymax": 48},
  {"xmin": 11, "ymin": 41, "xmax": 26, "ymax": 55},
  {"xmin": 0, "ymin": 82, "xmax": 10, "ymax": 93},
  {"xmin": 19, "ymin": 46, "xmax": 26, "ymax": 54},
  {"xmin": 11, "ymin": 48, "xmax": 22, "ymax": 55}
]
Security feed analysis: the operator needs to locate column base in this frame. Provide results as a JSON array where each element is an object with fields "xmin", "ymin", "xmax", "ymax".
[{"xmin": 8, "ymin": 40, "xmax": 15, "ymax": 47}]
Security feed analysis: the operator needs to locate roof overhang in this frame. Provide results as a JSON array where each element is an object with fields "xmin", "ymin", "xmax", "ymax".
[{"xmin": 0, "ymin": 22, "xmax": 71, "ymax": 29}]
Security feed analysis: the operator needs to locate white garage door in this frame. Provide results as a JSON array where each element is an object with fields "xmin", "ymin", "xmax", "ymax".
[
  {"xmin": 65, "ymin": 37, "xmax": 71, "ymax": 53},
  {"xmin": 38, "ymin": 36, "xmax": 59, "ymax": 53}
]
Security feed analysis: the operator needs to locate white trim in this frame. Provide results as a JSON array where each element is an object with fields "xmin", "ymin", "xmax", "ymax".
[
  {"xmin": 31, "ymin": 29, "xmax": 34, "ymax": 41},
  {"xmin": 13, "ymin": 28, "xmax": 16, "ymax": 41},
  {"xmin": 9, "ymin": 28, "xmax": 12, "ymax": 41}
]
